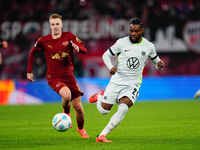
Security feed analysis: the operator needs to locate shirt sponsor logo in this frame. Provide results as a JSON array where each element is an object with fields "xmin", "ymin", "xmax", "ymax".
[
  {"xmin": 61, "ymin": 52, "xmax": 69, "ymax": 58},
  {"xmin": 48, "ymin": 45, "xmax": 53, "ymax": 49},
  {"xmin": 52, "ymin": 53, "xmax": 61, "ymax": 59},
  {"xmin": 52, "ymin": 52, "xmax": 69, "ymax": 60},
  {"xmin": 141, "ymin": 51, "xmax": 146, "ymax": 56},
  {"xmin": 127, "ymin": 57, "xmax": 140, "ymax": 70}
]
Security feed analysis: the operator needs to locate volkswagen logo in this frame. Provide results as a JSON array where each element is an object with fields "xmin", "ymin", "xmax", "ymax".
[{"xmin": 127, "ymin": 57, "xmax": 140, "ymax": 70}]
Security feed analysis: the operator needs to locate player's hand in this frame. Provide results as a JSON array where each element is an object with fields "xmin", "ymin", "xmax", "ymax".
[
  {"xmin": 110, "ymin": 66, "xmax": 117, "ymax": 75},
  {"xmin": 70, "ymin": 41, "xmax": 79, "ymax": 53},
  {"xmin": 2, "ymin": 41, "xmax": 8, "ymax": 48},
  {"xmin": 157, "ymin": 60, "xmax": 165, "ymax": 71},
  {"xmin": 27, "ymin": 73, "xmax": 35, "ymax": 82}
]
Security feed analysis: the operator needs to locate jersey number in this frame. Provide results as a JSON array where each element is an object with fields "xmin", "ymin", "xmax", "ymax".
[{"xmin": 132, "ymin": 88, "xmax": 139, "ymax": 99}]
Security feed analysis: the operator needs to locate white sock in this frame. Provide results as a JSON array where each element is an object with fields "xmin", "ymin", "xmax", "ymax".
[
  {"xmin": 96, "ymin": 95, "xmax": 110, "ymax": 115},
  {"xmin": 99, "ymin": 103, "xmax": 128, "ymax": 136}
]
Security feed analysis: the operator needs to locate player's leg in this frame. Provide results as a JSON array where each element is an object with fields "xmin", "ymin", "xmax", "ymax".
[
  {"xmin": 96, "ymin": 97, "xmax": 132, "ymax": 143},
  {"xmin": 71, "ymin": 96, "xmax": 89, "ymax": 138},
  {"xmin": 58, "ymin": 86, "xmax": 72, "ymax": 128},
  {"xmin": 89, "ymin": 90, "xmax": 104, "ymax": 103},
  {"xmin": 48, "ymin": 80, "xmax": 72, "ymax": 115},
  {"xmin": 96, "ymin": 83, "xmax": 124, "ymax": 142},
  {"xmin": 97, "ymin": 94, "xmax": 113, "ymax": 115},
  {"xmin": 89, "ymin": 90, "xmax": 113, "ymax": 114},
  {"xmin": 59, "ymin": 86, "xmax": 71, "ymax": 114},
  {"xmin": 91, "ymin": 82, "xmax": 120, "ymax": 115},
  {"xmin": 62, "ymin": 98, "xmax": 71, "ymax": 114},
  {"xmin": 71, "ymin": 96, "xmax": 84, "ymax": 130},
  {"xmin": 97, "ymin": 84, "xmax": 139, "ymax": 142}
]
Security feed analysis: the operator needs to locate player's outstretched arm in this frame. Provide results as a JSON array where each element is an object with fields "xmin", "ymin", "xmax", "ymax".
[
  {"xmin": 27, "ymin": 72, "xmax": 35, "ymax": 82},
  {"xmin": 27, "ymin": 38, "xmax": 43, "ymax": 80}
]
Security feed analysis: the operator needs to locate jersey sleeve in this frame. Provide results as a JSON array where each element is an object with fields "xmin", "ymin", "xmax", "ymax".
[
  {"xmin": 102, "ymin": 50, "xmax": 114, "ymax": 70},
  {"xmin": 70, "ymin": 33, "xmax": 87, "ymax": 53},
  {"xmin": 109, "ymin": 39, "xmax": 121, "ymax": 56},
  {"xmin": 27, "ymin": 37, "xmax": 43, "ymax": 73},
  {"xmin": 148, "ymin": 44, "xmax": 160, "ymax": 64}
]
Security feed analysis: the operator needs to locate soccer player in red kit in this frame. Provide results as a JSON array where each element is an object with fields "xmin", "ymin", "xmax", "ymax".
[{"xmin": 27, "ymin": 13, "xmax": 89, "ymax": 138}]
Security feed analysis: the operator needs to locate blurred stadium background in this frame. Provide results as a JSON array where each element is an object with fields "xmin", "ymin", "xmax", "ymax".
[
  {"xmin": 0, "ymin": 0, "xmax": 199, "ymax": 104},
  {"xmin": 0, "ymin": 1, "xmax": 200, "ymax": 150}
]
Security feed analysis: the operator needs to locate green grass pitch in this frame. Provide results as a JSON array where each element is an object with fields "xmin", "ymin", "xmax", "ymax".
[{"xmin": 0, "ymin": 100, "xmax": 200, "ymax": 150}]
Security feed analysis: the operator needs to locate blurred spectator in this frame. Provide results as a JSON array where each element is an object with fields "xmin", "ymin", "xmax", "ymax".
[
  {"xmin": 0, "ymin": 0, "xmax": 200, "ymax": 79},
  {"xmin": 0, "ymin": 38, "xmax": 8, "ymax": 76}
]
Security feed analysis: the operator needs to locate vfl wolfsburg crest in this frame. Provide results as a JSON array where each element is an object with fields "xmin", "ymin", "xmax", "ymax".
[
  {"xmin": 141, "ymin": 51, "xmax": 146, "ymax": 56},
  {"xmin": 127, "ymin": 57, "xmax": 140, "ymax": 70}
]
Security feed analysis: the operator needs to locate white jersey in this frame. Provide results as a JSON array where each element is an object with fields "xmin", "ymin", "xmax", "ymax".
[{"xmin": 108, "ymin": 36, "xmax": 159, "ymax": 86}]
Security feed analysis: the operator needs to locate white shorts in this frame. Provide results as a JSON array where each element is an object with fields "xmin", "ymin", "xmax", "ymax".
[{"xmin": 101, "ymin": 82, "xmax": 140, "ymax": 104}]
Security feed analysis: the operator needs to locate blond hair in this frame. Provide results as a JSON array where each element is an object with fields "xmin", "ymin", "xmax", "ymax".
[{"xmin": 49, "ymin": 13, "xmax": 62, "ymax": 20}]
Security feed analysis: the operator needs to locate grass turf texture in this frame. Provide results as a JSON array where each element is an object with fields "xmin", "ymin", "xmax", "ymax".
[{"xmin": 0, "ymin": 100, "xmax": 200, "ymax": 150}]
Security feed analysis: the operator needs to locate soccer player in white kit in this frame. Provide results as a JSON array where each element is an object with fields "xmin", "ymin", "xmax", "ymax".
[{"xmin": 89, "ymin": 17, "xmax": 165, "ymax": 143}]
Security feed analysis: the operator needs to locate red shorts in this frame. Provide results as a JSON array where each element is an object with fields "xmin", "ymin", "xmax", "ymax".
[{"xmin": 47, "ymin": 76, "xmax": 83, "ymax": 100}]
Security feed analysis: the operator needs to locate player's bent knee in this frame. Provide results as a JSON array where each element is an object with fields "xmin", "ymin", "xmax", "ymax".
[
  {"xmin": 59, "ymin": 87, "xmax": 71, "ymax": 101},
  {"xmin": 63, "ymin": 95, "xmax": 71, "ymax": 101},
  {"xmin": 97, "ymin": 103, "xmax": 110, "ymax": 115},
  {"xmin": 119, "ymin": 97, "xmax": 133, "ymax": 108},
  {"xmin": 127, "ymin": 101, "xmax": 133, "ymax": 107}
]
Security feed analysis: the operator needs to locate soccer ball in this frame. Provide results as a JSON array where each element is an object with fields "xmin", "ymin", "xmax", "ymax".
[{"xmin": 52, "ymin": 113, "xmax": 72, "ymax": 131}]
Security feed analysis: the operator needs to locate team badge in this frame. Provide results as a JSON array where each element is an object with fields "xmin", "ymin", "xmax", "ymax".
[
  {"xmin": 56, "ymin": 83, "xmax": 61, "ymax": 87},
  {"xmin": 141, "ymin": 51, "xmax": 146, "ymax": 56},
  {"xmin": 48, "ymin": 45, "xmax": 53, "ymax": 49},
  {"xmin": 127, "ymin": 57, "xmax": 140, "ymax": 70},
  {"xmin": 52, "ymin": 53, "xmax": 60, "ymax": 59},
  {"xmin": 62, "ymin": 41, "xmax": 69, "ymax": 47}
]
